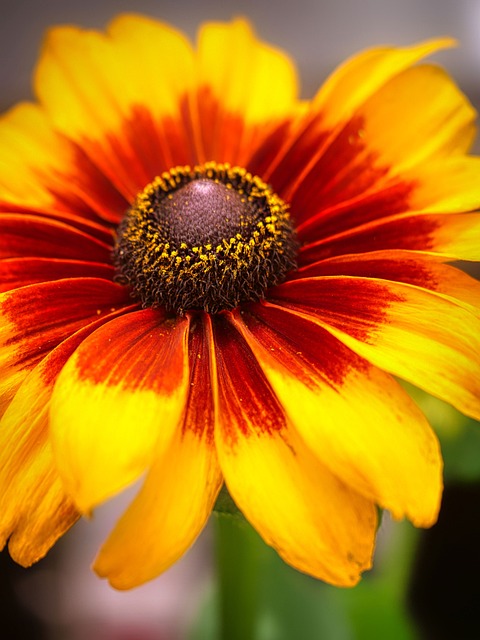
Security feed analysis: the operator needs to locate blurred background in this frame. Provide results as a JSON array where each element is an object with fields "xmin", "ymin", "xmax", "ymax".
[{"xmin": 2, "ymin": 1, "xmax": 480, "ymax": 638}]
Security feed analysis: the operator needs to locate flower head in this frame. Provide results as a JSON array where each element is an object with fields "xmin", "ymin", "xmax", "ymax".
[{"xmin": 1, "ymin": 14, "xmax": 480, "ymax": 589}]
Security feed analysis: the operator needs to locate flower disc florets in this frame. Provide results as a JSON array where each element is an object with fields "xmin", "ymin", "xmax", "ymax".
[{"xmin": 114, "ymin": 162, "xmax": 298, "ymax": 314}]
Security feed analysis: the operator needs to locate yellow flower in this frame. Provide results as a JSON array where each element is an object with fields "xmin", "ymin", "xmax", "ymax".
[{"xmin": 0, "ymin": 14, "xmax": 479, "ymax": 590}]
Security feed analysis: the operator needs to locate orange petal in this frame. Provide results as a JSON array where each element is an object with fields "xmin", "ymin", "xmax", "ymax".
[
  {"xmin": 231, "ymin": 305, "xmax": 442, "ymax": 525},
  {"xmin": 94, "ymin": 316, "xmax": 222, "ymax": 588},
  {"xmin": 212, "ymin": 315, "xmax": 376, "ymax": 586},
  {"xmin": 49, "ymin": 309, "xmax": 191, "ymax": 512}
]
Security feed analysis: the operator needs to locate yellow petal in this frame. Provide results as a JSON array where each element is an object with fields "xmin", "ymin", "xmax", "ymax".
[
  {"xmin": 194, "ymin": 18, "xmax": 299, "ymax": 164},
  {"xmin": 107, "ymin": 14, "xmax": 196, "ymax": 117},
  {"xmin": 428, "ymin": 212, "xmax": 480, "ymax": 261},
  {"xmin": 212, "ymin": 315, "xmax": 376, "ymax": 586},
  {"xmin": 352, "ymin": 63, "xmax": 476, "ymax": 171},
  {"xmin": 94, "ymin": 317, "xmax": 222, "ymax": 589},
  {"xmin": 0, "ymin": 102, "xmax": 127, "ymax": 221},
  {"xmin": 409, "ymin": 156, "xmax": 480, "ymax": 212},
  {"xmin": 197, "ymin": 18, "xmax": 298, "ymax": 124},
  {"xmin": 231, "ymin": 306, "xmax": 442, "ymax": 526},
  {"xmin": 0, "ymin": 103, "xmax": 66, "ymax": 210},
  {"xmin": 273, "ymin": 276, "xmax": 480, "ymax": 420},
  {"xmin": 218, "ymin": 427, "xmax": 377, "ymax": 586},
  {"xmin": 49, "ymin": 310, "xmax": 190, "ymax": 512},
  {"xmin": 315, "ymin": 38, "xmax": 455, "ymax": 131},
  {"xmin": 35, "ymin": 15, "xmax": 194, "ymax": 139},
  {"xmin": 0, "ymin": 328, "xmax": 100, "ymax": 564},
  {"xmin": 0, "ymin": 397, "xmax": 77, "ymax": 565},
  {"xmin": 95, "ymin": 428, "xmax": 221, "ymax": 589},
  {"xmin": 33, "ymin": 15, "xmax": 197, "ymax": 196}
]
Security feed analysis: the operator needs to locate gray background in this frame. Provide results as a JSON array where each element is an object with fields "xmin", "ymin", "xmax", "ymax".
[{"xmin": 2, "ymin": 0, "xmax": 480, "ymax": 110}]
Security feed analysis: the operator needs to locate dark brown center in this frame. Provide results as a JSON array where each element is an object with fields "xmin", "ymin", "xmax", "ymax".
[
  {"xmin": 114, "ymin": 163, "xmax": 298, "ymax": 315},
  {"xmin": 156, "ymin": 179, "xmax": 253, "ymax": 247}
]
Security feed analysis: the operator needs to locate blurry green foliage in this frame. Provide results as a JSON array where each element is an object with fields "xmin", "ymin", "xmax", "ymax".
[{"xmin": 190, "ymin": 514, "xmax": 419, "ymax": 640}]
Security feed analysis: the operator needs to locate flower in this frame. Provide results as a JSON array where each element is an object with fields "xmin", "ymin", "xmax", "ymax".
[{"xmin": 0, "ymin": 13, "xmax": 479, "ymax": 591}]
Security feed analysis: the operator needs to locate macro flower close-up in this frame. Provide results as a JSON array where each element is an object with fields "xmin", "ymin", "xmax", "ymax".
[{"xmin": 1, "ymin": 10, "xmax": 480, "ymax": 599}]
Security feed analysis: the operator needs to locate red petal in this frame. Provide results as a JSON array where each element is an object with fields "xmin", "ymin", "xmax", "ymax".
[
  {"xmin": 0, "ymin": 257, "xmax": 114, "ymax": 293},
  {"xmin": 292, "ymin": 250, "xmax": 480, "ymax": 309},
  {"xmin": 212, "ymin": 313, "xmax": 285, "ymax": 442},
  {"xmin": 0, "ymin": 214, "xmax": 113, "ymax": 261},
  {"xmin": 0, "ymin": 278, "xmax": 132, "ymax": 414}
]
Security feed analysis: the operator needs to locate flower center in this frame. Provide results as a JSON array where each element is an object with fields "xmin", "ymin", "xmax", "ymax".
[{"xmin": 114, "ymin": 162, "xmax": 298, "ymax": 314}]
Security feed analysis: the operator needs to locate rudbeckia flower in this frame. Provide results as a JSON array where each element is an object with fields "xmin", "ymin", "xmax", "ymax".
[{"xmin": 1, "ymin": 14, "xmax": 479, "ymax": 590}]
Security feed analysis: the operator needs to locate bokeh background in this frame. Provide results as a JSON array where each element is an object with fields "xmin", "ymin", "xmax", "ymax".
[{"xmin": 2, "ymin": 1, "xmax": 480, "ymax": 639}]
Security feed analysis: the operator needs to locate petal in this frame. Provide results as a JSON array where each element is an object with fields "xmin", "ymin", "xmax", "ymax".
[
  {"xmin": 196, "ymin": 19, "xmax": 298, "ymax": 163},
  {"xmin": 212, "ymin": 315, "xmax": 377, "ymax": 586},
  {"xmin": 0, "ymin": 102, "xmax": 127, "ymax": 222},
  {"xmin": 0, "ymin": 214, "xmax": 113, "ymax": 261},
  {"xmin": 0, "ymin": 313, "xmax": 125, "ymax": 565},
  {"xmin": 0, "ymin": 278, "xmax": 131, "ymax": 416},
  {"xmin": 35, "ymin": 15, "xmax": 194, "ymax": 140},
  {"xmin": 1, "ymin": 425, "xmax": 78, "ymax": 566},
  {"xmin": 296, "ymin": 155, "xmax": 480, "ymax": 249},
  {"xmin": 256, "ymin": 39, "xmax": 454, "ymax": 198},
  {"xmin": 314, "ymin": 39, "xmax": 455, "ymax": 132},
  {"xmin": 407, "ymin": 156, "xmax": 480, "ymax": 213},
  {"xmin": 271, "ymin": 277, "xmax": 480, "ymax": 420},
  {"xmin": 0, "ymin": 257, "xmax": 114, "ymax": 293},
  {"xmin": 352, "ymin": 63, "xmax": 476, "ymax": 166},
  {"xmin": 300, "ymin": 211, "xmax": 480, "ymax": 264},
  {"xmin": 426, "ymin": 212, "xmax": 480, "ymax": 261},
  {"xmin": 296, "ymin": 250, "xmax": 480, "ymax": 310},
  {"xmin": 290, "ymin": 65, "xmax": 475, "ymax": 228},
  {"xmin": 231, "ymin": 305, "xmax": 442, "ymax": 525},
  {"xmin": 34, "ymin": 15, "xmax": 197, "ymax": 196},
  {"xmin": 198, "ymin": 19, "xmax": 297, "ymax": 124},
  {"xmin": 49, "ymin": 310, "xmax": 191, "ymax": 512},
  {"xmin": 0, "ymin": 377, "xmax": 78, "ymax": 564},
  {"xmin": 94, "ymin": 316, "xmax": 222, "ymax": 589}
]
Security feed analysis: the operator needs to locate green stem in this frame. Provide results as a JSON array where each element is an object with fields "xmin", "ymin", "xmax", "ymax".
[{"xmin": 215, "ymin": 513, "xmax": 263, "ymax": 640}]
